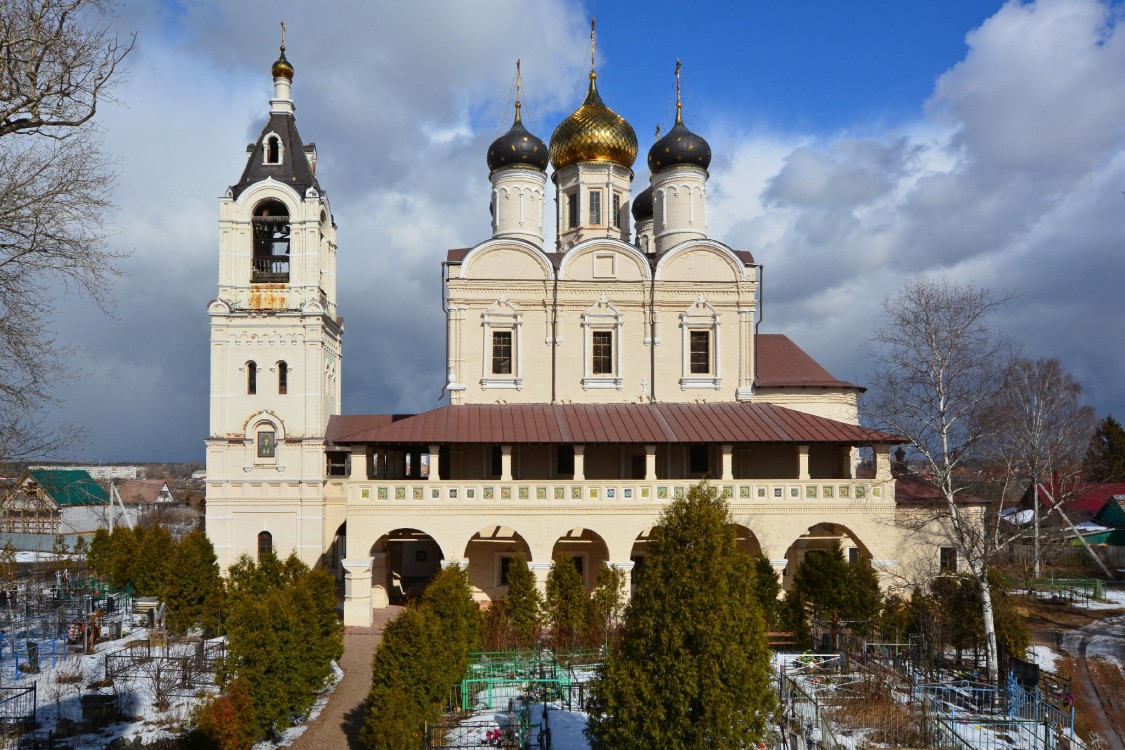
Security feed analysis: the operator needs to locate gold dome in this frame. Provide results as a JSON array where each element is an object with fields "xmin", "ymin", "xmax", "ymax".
[
  {"xmin": 272, "ymin": 46, "xmax": 294, "ymax": 80},
  {"xmin": 549, "ymin": 73, "xmax": 637, "ymax": 170}
]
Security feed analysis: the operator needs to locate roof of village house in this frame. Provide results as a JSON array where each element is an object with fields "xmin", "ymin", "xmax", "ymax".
[
  {"xmin": 23, "ymin": 470, "xmax": 108, "ymax": 506},
  {"xmin": 1036, "ymin": 482, "xmax": 1125, "ymax": 515},
  {"xmin": 116, "ymin": 479, "xmax": 173, "ymax": 505},
  {"xmin": 326, "ymin": 402, "xmax": 904, "ymax": 446},
  {"xmin": 890, "ymin": 473, "xmax": 989, "ymax": 507}
]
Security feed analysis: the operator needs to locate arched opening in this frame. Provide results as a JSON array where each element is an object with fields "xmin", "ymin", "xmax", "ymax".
[
  {"xmin": 463, "ymin": 526, "xmax": 532, "ymax": 605},
  {"xmin": 246, "ymin": 361, "xmax": 257, "ymax": 395},
  {"xmin": 731, "ymin": 524, "xmax": 764, "ymax": 557},
  {"xmin": 277, "ymin": 361, "xmax": 287, "ymax": 394},
  {"xmin": 251, "ymin": 199, "xmax": 290, "ymax": 282},
  {"xmin": 371, "ymin": 529, "xmax": 444, "ymax": 603},
  {"xmin": 550, "ymin": 528, "xmax": 609, "ymax": 592},
  {"xmin": 782, "ymin": 522, "xmax": 870, "ymax": 590},
  {"xmin": 629, "ymin": 528, "xmax": 653, "ymax": 592},
  {"xmin": 265, "ymin": 135, "xmax": 281, "ymax": 164},
  {"xmin": 257, "ymin": 531, "xmax": 273, "ymax": 561}
]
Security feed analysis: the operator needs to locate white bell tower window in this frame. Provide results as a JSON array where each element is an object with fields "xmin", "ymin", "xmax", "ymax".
[
  {"xmin": 246, "ymin": 361, "xmax": 258, "ymax": 395},
  {"xmin": 589, "ymin": 190, "xmax": 602, "ymax": 225},
  {"xmin": 277, "ymin": 361, "xmax": 288, "ymax": 394},
  {"xmin": 264, "ymin": 134, "xmax": 283, "ymax": 165},
  {"xmin": 251, "ymin": 199, "xmax": 290, "ymax": 283}
]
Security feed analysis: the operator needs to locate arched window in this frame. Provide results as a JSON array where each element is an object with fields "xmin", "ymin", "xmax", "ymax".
[
  {"xmin": 247, "ymin": 361, "xmax": 257, "ymax": 395},
  {"xmin": 265, "ymin": 135, "xmax": 281, "ymax": 164},
  {"xmin": 257, "ymin": 531, "xmax": 273, "ymax": 561},
  {"xmin": 277, "ymin": 361, "xmax": 288, "ymax": 395},
  {"xmin": 251, "ymin": 199, "xmax": 290, "ymax": 282}
]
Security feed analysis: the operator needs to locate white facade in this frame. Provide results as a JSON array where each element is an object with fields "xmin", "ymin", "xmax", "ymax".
[{"xmin": 204, "ymin": 50, "xmax": 343, "ymax": 572}]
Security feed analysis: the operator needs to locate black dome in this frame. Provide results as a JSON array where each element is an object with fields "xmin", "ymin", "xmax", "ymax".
[
  {"xmin": 632, "ymin": 185, "xmax": 653, "ymax": 221},
  {"xmin": 647, "ymin": 119, "xmax": 711, "ymax": 173},
  {"xmin": 487, "ymin": 104, "xmax": 548, "ymax": 173}
]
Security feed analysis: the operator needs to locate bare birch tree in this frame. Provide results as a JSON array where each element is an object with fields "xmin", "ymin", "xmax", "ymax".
[
  {"xmin": 0, "ymin": 0, "xmax": 133, "ymax": 459},
  {"xmin": 866, "ymin": 275, "xmax": 1010, "ymax": 683},
  {"xmin": 985, "ymin": 358, "xmax": 1095, "ymax": 576}
]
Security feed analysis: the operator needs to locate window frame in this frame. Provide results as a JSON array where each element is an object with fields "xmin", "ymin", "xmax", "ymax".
[
  {"xmin": 277, "ymin": 361, "xmax": 288, "ymax": 394},
  {"xmin": 589, "ymin": 190, "xmax": 602, "ymax": 226},
  {"xmin": 257, "ymin": 531, "xmax": 273, "ymax": 561},
  {"xmin": 491, "ymin": 330, "xmax": 513, "ymax": 375},
  {"xmin": 581, "ymin": 297, "xmax": 624, "ymax": 390},
  {"xmin": 939, "ymin": 546, "xmax": 958, "ymax": 573},
  {"xmin": 567, "ymin": 191, "xmax": 579, "ymax": 229},
  {"xmin": 679, "ymin": 297, "xmax": 721, "ymax": 389},
  {"xmin": 612, "ymin": 192, "xmax": 622, "ymax": 229},
  {"xmin": 689, "ymin": 330, "xmax": 710, "ymax": 374},
  {"xmin": 480, "ymin": 297, "xmax": 522, "ymax": 390},
  {"xmin": 591, "ymin": 330, "xmax": 613, "ymax": 374},
  {"xmin": 247, "ymin": 361, "xmax": 257, "ymax": 395},
  {"xmin": 263, "ymin": 133, "xmax": 283, "ymax": 165}
]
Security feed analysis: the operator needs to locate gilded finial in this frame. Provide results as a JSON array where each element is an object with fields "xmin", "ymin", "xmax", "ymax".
[
  {"xmin": 675, "ymin": 59, "xmax": 683, "ymax": 124},
  {"xmin": 280, "ymin": 20, "xmax": 286, "ymax": 53},
  {"xmin": 515, "ymin": 59, "xmax": 523, "ymax": 123},
  {"xmin": 590, "ymin": 17, "xmax": 597, "ymax": 79},
  {"xmin": 655, "ymin": 124, "xmax": 661, "ymax": 139},
  {"xmin": 271, "ymin": 21, "xmax": 294, "ymax": 80}
]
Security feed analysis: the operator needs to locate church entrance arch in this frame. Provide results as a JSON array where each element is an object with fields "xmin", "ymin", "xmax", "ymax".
[
  {"xmin": 464, "ymin": 526, "xmax": 533, "ymax": 605},
  {"xmin": 551, "ymin": 528, "xmax": 609, "ymax": 591},
  {"xmin": 781, "ymin": 522, "xmax": 869, "ymax": 590},
  {"xmin": 370, "ymin": 529, "xmax": 444, "ymax": 603}
]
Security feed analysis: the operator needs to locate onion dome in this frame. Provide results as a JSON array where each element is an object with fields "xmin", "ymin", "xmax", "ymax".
[
  {"xmin": 549, "ymin": 73, "xmax": 638, "ymax": 170},
  {"xmin": 632, "ymin": 185, "xmax": 653, "ymax": 221},
  {"xmin": 648, "ymin": 108, "xmax": 710, "ymax": 172},
  {"xmin": 272, "ymin": 46, "xmax": 294, "ymax": 80},
  {"xmin": 487, "ymin": 102, "xmax": 548, "ymax": 173}
]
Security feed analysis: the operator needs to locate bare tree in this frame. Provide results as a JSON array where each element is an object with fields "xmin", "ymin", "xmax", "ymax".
[
  {"xmin": 0, "ymin": 0, "xmax": 133, "ymax": 459},
  {"xmin": 985, "ymin": 358, "xmax": 1095, "ymax": 576},
  {"xmin": 866, "ymin": 275, "xmax": 1010, "ymax": 683}
]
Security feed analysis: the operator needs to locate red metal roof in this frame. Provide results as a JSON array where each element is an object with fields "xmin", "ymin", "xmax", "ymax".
[
  {"xmin": 755, "ymin": 334, "xmax": 860, "ymax": 390},
  {"xmin": 1037, "ymin": 482, "xmax": 1125, "ymax": 514},
  {"xmin": 326, "ymin": 402, "xmax": 903, "ymax": 446}
]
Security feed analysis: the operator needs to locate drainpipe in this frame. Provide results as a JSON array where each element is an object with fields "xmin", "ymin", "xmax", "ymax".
[
  {"xmin": 649, "ymin": 260, "xmax": 657, "ymax": 403},
  {"xmin": 551, "ymin": 260, "xmax": 559, "ymax": 404},
  {"xmin": 440, "ymin": 260, "xmax": 450, "ymax": 401}
]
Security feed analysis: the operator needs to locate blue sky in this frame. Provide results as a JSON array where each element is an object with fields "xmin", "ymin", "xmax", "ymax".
[{"xmin": 38, "ymin": 0, "xmax": 1125, "ymax": 461}]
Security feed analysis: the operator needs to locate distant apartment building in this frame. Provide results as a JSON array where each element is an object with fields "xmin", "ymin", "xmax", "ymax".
[{"xmin": 29, "ymin": 465, "xmax": 144, "ymax": 481}]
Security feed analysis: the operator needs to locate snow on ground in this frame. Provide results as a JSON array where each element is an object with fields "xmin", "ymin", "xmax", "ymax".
[
  {"xmin": 1027, "ymin": 644, "xmax": 1061, "ymax": 672},
  {"xmin": 0, "ymin": 615, "xmax": 341, "ymax": 750}
]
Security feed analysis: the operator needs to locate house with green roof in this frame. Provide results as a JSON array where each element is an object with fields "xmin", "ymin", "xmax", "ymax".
[{"xmin": 0, "ymin": 469, "xmax": 109, "ymax": 536}]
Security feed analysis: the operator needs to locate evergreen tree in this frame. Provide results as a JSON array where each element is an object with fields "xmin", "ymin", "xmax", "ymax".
[
  {"xmin": 361, "ymin": 607, "xmax": 445, "ymax": 750},
  {"xmin": 750, "ymin": 556, "xmax": 782, "ymax": 630},
  {"xmin": 587, "ymin": 483, "xmax": 774, "ymax": 749},
  {"xmin": 791, "ymin": 543, "xmax": 883, "ymax": 625},
  {"xmin": 133, "ymin": 523, "xmax": 173, "ymax": 597},
  {"xmin": 420, "ymin": 563, "xmax": 479, "ymax": 686},
  {"xmin": 86, "ymin": 528, "xmax": 111, "ymax": 578},
  {"xmin": 1083, "ymin": 415, "xmax": 1125, "ymax": 482},
  {"xmin": 587, "ymin": 564, "xmax": 626, "ymax": 647},
  {"xmin": 164, "ymin": 530, "xmax": 222, "ymax": 635},
  {"xmin": 105, "ymin": 525, "xmax": 138, "ymax": 590},
  {"xmin": 847, "ymin": 555, "xmax": 884, "ymax": 624},
  {"xmin": 504, "ymin": 553, "xmax": 542, "ymax": 647},
  {"xmin": 546, "ymin": 554, "xmax": 588, "ymax": 649},
  {"xmin": 221, "ymin": 554, "xmax": 341, "ymax": 740}
]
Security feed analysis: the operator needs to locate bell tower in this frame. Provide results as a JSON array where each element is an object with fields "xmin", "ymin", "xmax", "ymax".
[{"xmin": 205, "ymin": 32, "xmax": 343, "ymax": 572}]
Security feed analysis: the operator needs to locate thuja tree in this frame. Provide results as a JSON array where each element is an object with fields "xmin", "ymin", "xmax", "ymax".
[
  {"xmin": 546, "ymin": 554, "xmax": 588, "ymax": 650},
  {"xmin": 221, "ymin": 554, "xmax": 343, "ymax": 741},
  {"xmin": 587, "ymin": 483, "xmax": 774, "ymax": 750},
  {"xmin": 750, "ymin": 556, "xmax": 782, "ymax": 631},
  {"xmin": 791, "ymin": 543, "xmax": 883, "ymax": 626},
  {"xmin": 505, "ymin": 552, "xmax": 542, "ymax": 647},
  {"xmin": 586, "ymin": 564, "xmax": 626, "ymax": 647},
  {"xmin": 361, "ymin": 564, "xmax": 479, "ymax": 750}
]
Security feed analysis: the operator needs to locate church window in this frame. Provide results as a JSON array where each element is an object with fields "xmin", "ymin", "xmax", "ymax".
[
  {"xmin": 247, "ymin": 361, "xmax": 257, "ymax": 395},
  {"xmin": 939, "ymin": 546, "xmax": 958, "ymax": 572},
  {"xmin": 589, "ymin": 190, "xmax": 602, "ymax": 225},
  {"xmin": 592, "ymin": 331, "xmax": 613, "ymax": 374},
  {"xmin": 278, "ymin": 361, "xmax": 288, "ymax": 394},
  {"xmin": 567, "ymin": 192, "xmax": 578, "ymax": 229},
  {"xmin": 265, "ymin": 135, "xmax": 281, "ymax": 164},
  {"xmin": 251, "ymin": 199, "xmax": 290, "ymax": 283},
  {"xmin": 257, "ymin": 531, "xmax": 273, "ymax": 560},
  {"xmin": 491, "ymin": 331, "xmax": 512, "ymax": 374},
  {"xmin": 612, "ymin": 193, "xmax": 621, "ymax": 228},
  {"xmin": 690, "ymin": 331, "xmax": 710, "ymax": 374},
  {"xmin": 257, "ymin": 431, "xmax": 276, "ymax": 458}
]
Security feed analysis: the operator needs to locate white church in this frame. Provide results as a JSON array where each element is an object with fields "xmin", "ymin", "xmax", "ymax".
[{"xmin": 205, "ymin": 41, "xmax": 951, "ymax": 627}]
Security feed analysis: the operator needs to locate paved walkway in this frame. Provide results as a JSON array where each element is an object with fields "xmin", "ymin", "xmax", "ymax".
[{"xmin": 288, "ymin": 607, "xmax": 403, "ymax": 750}]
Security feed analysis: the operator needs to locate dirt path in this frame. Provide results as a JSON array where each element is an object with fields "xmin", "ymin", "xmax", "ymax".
[
  {"xmin": 1064, "ymin": 613, "xmax": 1125, "ymax": 750},
  {"xmin": 287, "ymin": 606, "xmax": 403, "ymax": 750}
]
